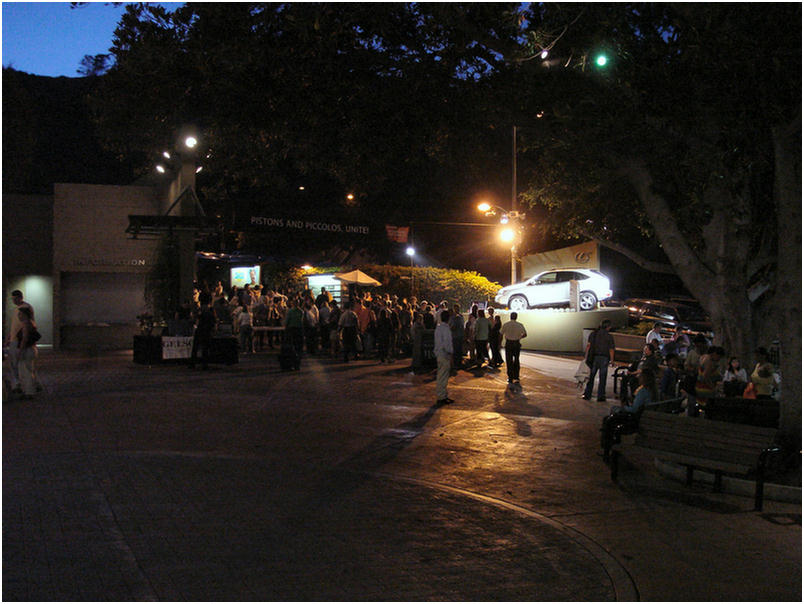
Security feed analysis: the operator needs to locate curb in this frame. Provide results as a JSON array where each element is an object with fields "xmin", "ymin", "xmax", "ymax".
[
  {"xmin": 372, "ymin": 471, "xmax": 640, "ymax": 602},
  {"xmin": 654, "ymin": 459, "xmax": 802, "ymax": 504}
]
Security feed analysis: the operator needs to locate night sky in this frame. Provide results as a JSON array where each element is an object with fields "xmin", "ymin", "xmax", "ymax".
[{"xmin": 2, "ymin": 2, "xmax": 180, "ymax": 77}]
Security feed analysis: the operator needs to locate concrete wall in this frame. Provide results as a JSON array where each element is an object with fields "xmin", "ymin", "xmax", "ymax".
[
  {"xmin": 53, "ymin": 183, "xmax": 161, "ymax": 350},
  {"xmin": 494, "ymin": 307, "xmax": 629, "ymax": 353}
]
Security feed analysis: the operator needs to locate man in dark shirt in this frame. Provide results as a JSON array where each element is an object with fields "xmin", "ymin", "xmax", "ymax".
[
  {"xmin": 583, "ymin": 319, "xmax": 616, "ymax": 402},
  {"xmin": 190, "ymin": 292, "xmax": 217, "ymax": 369}
]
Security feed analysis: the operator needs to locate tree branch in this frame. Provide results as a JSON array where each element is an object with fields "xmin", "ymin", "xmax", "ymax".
[
  {"xmin": 580, "ymin": 230, "xmax": 676, "ymax": 274},
  {"xmin": 622, "ymin": 159, "xmax": 716, "ymax": 286}
]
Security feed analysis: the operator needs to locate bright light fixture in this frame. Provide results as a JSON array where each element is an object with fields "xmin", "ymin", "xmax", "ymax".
[
  {"xmin": 540, "ymin": 50, "xmax": 549, "ymax": 59},
  {"xmin": 596, "ymin": 54, "xmax": 608, "ymax": 67},
  {"xmin": 184, "ymin": 136, "xmax": 198, "ymax": 149},
  {"xmin": 500, "ymin": 228, "xmax": 515, "ymax": 243},
  {"xmin": 346, "ymin": 193, "xmax": 355, "ymax": 201},
  {"xmin": 156, "ymin": 164, "xmax": 166, "ymax": 174},
  {"xmin": 406, "ymin": 247, "xmax": 415, "ymax": 256},
  {"xmin": 162, "ymin": 151, "xmax": 171, "ymax": 159},
  {"xmin": 477, "ymin": 202, "xmax": 491, "ymax": 212},
  {"xmin": 195, "ymin": 166, "xmax": 203, "ymax": 173}
]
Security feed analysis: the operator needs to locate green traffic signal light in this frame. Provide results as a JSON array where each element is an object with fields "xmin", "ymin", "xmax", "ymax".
[{"xmin": 595, "ymin": 54, "xmax": 608, "ymax": 67}]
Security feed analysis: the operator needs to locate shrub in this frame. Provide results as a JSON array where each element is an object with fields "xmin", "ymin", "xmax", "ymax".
[{"xmin": 265, "ymin": 262, "xmax": 502, "ymax": 310}]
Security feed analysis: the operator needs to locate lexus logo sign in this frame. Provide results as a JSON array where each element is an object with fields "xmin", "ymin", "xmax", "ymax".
[{"xmin": 575, "ymin": 252, "xmax": 592, "ymax": 264}]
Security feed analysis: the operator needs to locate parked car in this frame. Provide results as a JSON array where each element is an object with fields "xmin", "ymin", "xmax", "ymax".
[
  {"xmin": 494, "ymin": 269, "xmax": 613, "ymax": 311},
  {"xmin": 624, "ymin": 298, "xmax": 713, "ymax": 339}
]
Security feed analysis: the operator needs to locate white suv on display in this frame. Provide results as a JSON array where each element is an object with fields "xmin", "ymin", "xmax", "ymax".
[{"xmin": 494, "ymin": 269, "xmax": 613, "ymax": 311}]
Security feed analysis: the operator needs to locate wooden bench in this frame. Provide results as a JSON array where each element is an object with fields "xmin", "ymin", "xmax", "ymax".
[
  {"xmin": 704, "ymin": 397, "xmax": 780, "ymax": 428},
  {"xmin": 610, "ymin": 410, "xmax": 780, "ymax": 510}
]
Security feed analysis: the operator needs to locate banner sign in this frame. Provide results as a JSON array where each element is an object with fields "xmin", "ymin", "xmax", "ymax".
[
  {"xmin": 248, "ymin": 215, "xmax": 370, "ymax": 235},
  {"xmin": 521, "ymin": 241, "xmax": 599, "ymax": 278},
  {"xmin": 385, "ymin": 225, "xmax": 409, "ymax": 243},
  {"xmin": 162, "ymin": 336, "xmax": 194, "ymax": 359}
]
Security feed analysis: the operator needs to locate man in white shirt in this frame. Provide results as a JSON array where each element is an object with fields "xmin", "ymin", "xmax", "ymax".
[
  {"xmin": 500, "ymin": 312, "xmax": 528, "ymax": 384},
  {"xmin": 5, "ymin": 290, "xmax": 34, "ymax": 393},
  {"xmin": 646, "ymin": 323, "xmax": 664, "ymax": 351},
  {"xmin": 434, "ymin": 310, "xmax": 454, "ymax": 405}
]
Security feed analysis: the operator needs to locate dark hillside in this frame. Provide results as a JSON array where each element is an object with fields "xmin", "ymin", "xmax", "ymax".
[{"xmin": 2, "ymin": 68, "xmax": 133, "ymax": 193}]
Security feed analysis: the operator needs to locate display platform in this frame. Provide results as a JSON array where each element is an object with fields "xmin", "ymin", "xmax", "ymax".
[{"xmin": 493, "ymin": 307, "xmax": 629, "ymax": 353}]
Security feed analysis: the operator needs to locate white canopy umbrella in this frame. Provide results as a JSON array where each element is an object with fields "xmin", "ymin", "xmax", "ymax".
[{"xmin": 334, "ymin": 269, "xmax": 382, "ymax": 287}]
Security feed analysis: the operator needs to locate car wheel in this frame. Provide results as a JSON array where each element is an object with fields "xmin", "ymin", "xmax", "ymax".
[
  {"xmin": 508, "ymin": 295, "xmax": 528, "ymax": 311},
  {"xmin": 579, "ymin": 291, "xmax": 598, "ymax": 311}
]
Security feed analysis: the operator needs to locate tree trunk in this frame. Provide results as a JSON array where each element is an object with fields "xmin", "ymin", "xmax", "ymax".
[{"xmin": 773, "ymin": 117, "xmax": 801, "ymax": 439}]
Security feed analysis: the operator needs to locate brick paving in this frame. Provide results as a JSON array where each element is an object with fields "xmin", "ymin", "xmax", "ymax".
[{"xmin": 3, "ymin": 348, "xmax": 801, "ymax": 601}]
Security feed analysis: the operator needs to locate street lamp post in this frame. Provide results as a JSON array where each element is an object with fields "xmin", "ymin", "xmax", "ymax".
[
  {"xmin": 406, "ymin": 246, "xmax": 415, "ymax": 299},
  {"xmin": 477, "ymin": 201, "xmax": 525, "ymax": 286},
  {"xmin": 511, "ymin": 125, "xmax": 518, "ymax": 285}
]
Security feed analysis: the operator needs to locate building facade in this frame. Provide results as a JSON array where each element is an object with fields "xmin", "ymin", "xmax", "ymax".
[{"xmin": 4, "ymin": 183, "xmax": 163, "ymax": 350}]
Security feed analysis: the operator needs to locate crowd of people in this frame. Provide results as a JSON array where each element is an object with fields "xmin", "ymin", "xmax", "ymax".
[
  {"xmin": 590, "ymin": 319, "xmax": 781, "ymax": 456},
  {"xmin": 6, "ymin": 280, "xmax": 779, "ymax": 414},
  {"xmin": 187, "ymin": 280, "xmax": 510, "ymax": 357},
  {"xmin": 179, "ymin": 280, "xmax": 531, "ymax": 403}
]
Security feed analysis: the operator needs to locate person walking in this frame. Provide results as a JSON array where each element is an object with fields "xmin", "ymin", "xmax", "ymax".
[
  {"xmin": 15, "ymin": 306, "xmax": 40, "ymax": 399},
  {"xmin": 500, "ymin": 312, "xmax": 527, "ymax": 385},
  {"xmin": 434, "ymin": 310, "xmax": 454, "ymax": 405},
  {"xmin": 583, "ymin": 319, "xmax": 616, "ymax": 402},
  {"xmin": 5, "ymin": 289, "xmax": 35, "ymax": 394}
]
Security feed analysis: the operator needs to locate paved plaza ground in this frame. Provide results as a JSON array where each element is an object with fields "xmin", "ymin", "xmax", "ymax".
[{"xmin": 3, "ymin": 347, "xmax": 801, "ymax": 601}]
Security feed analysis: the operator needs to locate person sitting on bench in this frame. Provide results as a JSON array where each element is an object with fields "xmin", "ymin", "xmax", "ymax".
[{"xmin": 602, "ymin": 369, "xmax": 657, "ymax": 459}]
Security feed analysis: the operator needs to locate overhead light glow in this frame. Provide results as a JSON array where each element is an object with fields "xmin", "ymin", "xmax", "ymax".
[
  {"xmin": 477, "ymin": 202, "xmax": 491, "ymax": 213},
  {"xmin": 540, "ymin": 50, "xmax": 549, "ymax": 59},
  {"xmin": 195, "ymin": 166, "xmax": 203, "ymax": 173},
  {"xmin": 346, "ymin": 193, "xmax": 355, "ymax": 201},
  {"xmin": 156, "ymin": 164, "xmax": 166, "ymax": 174},
  {"xmin": 162, "ymin": 151, "xmax": 171, "ymax": 159},
  {"xmin": 301, "ymin": 264, "xmax": 313, "ymax": 271},
  {"xmin": 406, "ymin": 247, "xmax": 415, "ymax": 256},
  {"xmin": 500, "ymin": 228, "xmax": 515, "ymax": 243},
  {"xmin": 184, "ymin": 136, "xmax": 198, "ymax": 149},
  {"xmin": 596, "ymin": 54, "xmax": 608, "ymax": 67}
]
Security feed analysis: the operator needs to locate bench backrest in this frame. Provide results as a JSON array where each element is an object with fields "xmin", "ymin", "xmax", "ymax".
[
  {"xmin": 705, "ymin": 397, "xmax": 780, "ymax": 428},
  {"xmin": 636, "ymin": 410, "xmax": 778, "ymax": 467}
]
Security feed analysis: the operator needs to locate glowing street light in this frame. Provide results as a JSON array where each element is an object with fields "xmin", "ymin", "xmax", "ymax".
[
  {"xmin": 406, "ymin": 246, "xmax": 415, "ymax": 298},
  {"xmin": 184, "ymin": 135, "xmax": 198, "ymax": 149},
  {"xmin": 476, "ymin": 200, "xmax": 525, "ymax": 285}
]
